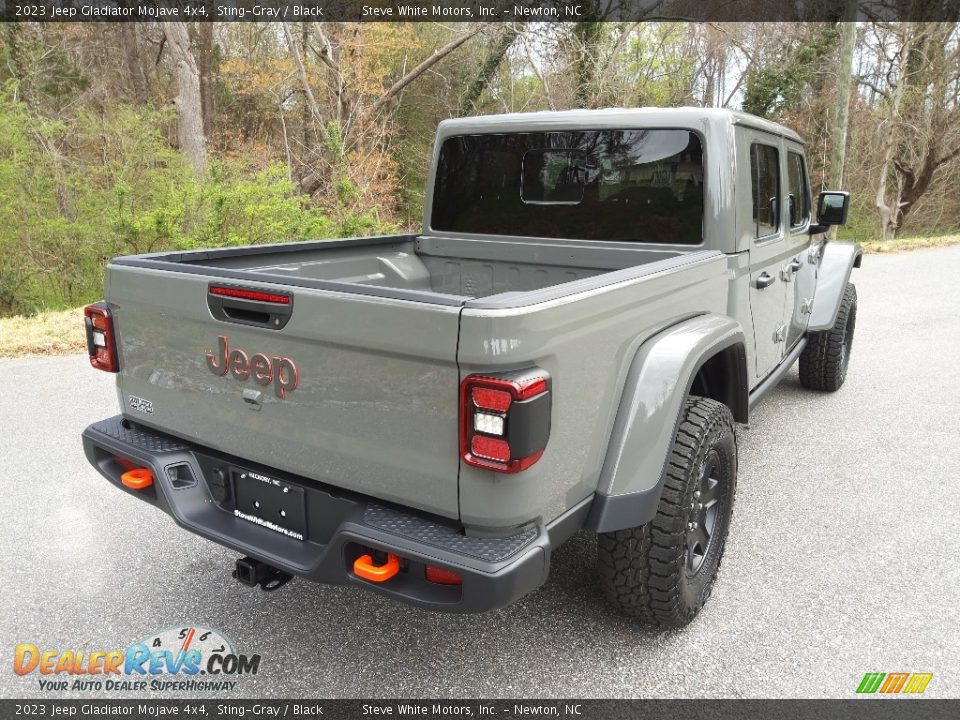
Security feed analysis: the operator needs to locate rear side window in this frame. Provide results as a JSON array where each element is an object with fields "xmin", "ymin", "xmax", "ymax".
[
  {"xmin": 431, "ymin": 129, "xmax": 704, "ymax": 244},
  {"xmin": 787, "ymin": 151, "xmax": 810, "ymax": 227},
  {"xmin": 750, "ymin": 143, "xmax": 780, "ymax": 238}
]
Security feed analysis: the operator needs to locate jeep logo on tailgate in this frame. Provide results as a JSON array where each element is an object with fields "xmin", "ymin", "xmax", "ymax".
[{"xmin": 205, "ymin": 335, "xmax": 299, "ymax": 398}]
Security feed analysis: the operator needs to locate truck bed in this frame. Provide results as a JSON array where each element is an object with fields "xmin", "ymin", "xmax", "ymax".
[
  {"xmin": 118, "ymin": 234, "xmax": 690, "ymax": 306},
  {"xmin": 105, "ymin": 234, "xmax": 727, "ymax": 522}
]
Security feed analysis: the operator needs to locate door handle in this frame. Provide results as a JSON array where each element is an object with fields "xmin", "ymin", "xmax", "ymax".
[
  {"xmin": 756, "ymin": 272, "xmax": 775, "ymax": 289},
  {"xmin": 788, "ymin": 258, "xmax": 803, "ymax": 272}
]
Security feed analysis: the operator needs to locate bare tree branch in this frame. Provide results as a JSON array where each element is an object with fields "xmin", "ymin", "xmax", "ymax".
[
  {"xmin": 856, "ymin": 75, "xmax": 890, "ymax": 99},
  {"xmin": 936, "ymin": 143, "xmax": 960, "ymax": 168},
  {"xmin": 307, "ymin": 22, "xmax": 349, "ymax": 124},
  {"xmin": 281, "ymin": 22, "xmax": 323, "ymax": 128},
  {"xmin": 522, "ymin": 32, "xmax": 556, "ymax": 111},
  {"xmin": 368, "ymin": 26, "xmax": 483, "ymax": 115}
]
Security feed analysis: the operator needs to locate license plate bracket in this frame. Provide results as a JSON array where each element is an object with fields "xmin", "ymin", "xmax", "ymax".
[{"xmin": 233, "ymin": 469, "xmax": 307, "ymax": 540}]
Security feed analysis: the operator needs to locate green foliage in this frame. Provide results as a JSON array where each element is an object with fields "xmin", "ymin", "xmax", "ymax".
[
  {"xmin": 323, "ymin": 121, "xmax": 348, "ymax": 166},
  {"xmin": 2, "ymin": 24, "xmax": 90, "ymax": 110},
  {"xmin": 0, "ymin": 89, "xmax": 395, "ymax": 316},
  {"xmin": 742, "ymin": 28, "xmax": 840, "ymax": 118},
  {"xmin": 621, "ymin": 25, "xmax": 698, "ymax": 107},
  {"xmin": 836, "ymin": 207, "xmax": 884, "ymax": 242}
]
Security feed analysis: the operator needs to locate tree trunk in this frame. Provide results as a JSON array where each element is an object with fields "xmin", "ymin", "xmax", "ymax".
[
  {"xmin": 161, "ymin": 21, "xmax": 207, "ymax": 175},
  {"xmin": 197, "ymin": 22, "xmax": 215, "ymax": 138},
  {"xmin": 701, "ymin": 25, "xmax": 726, "ymax": 108},
  {"xmin": 458, "ymin": 26, "xmax": 518, "ymax": 116},
  {"xmin": 828, "ymin": 6, "xmax": 856, "ymax": 189},
  {"xmin": 282, "ymin": 22, "xmax": 323, "ymax": 128},
  {"xmin": 875, "ymin": 49, "xmax": 910, "ymax": 239},
  {"xmin": 573, "ymin": 21, "xmax": 603, "ymax": 108},
  {"xmin": 703, "ymin": 68, "xmax": 716, "ymax": 109},
  {"xmin": 308, "ymin": 23, "xmax": 350, "ymax": 126},
  {"xmin": 889, "ymin": 24, "xmax": 960, "ymax": 231},
  {"xmin": 120, "ymin": 24, "xmax": 149, "ymax": 106}
]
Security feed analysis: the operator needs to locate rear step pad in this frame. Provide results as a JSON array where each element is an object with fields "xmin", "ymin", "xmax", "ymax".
[{"xmin": 364, "ymin": 506, "xmax": 538, "ymax": 564}]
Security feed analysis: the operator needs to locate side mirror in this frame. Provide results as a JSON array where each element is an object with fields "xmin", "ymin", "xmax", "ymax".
[{"xmin": 816, "ymin": 191, "xmax": 849, "ymax": 226}]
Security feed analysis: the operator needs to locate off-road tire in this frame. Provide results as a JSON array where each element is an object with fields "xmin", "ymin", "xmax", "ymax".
[
  {"xmin": 597, "ymin": 396, "xmax": 737, "ymax": 628},
  {"xmin": 799, "ymin": 283, "xmax": 857, "ymax": 392}
]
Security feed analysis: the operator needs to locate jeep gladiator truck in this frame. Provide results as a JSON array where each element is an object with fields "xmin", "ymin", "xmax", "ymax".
[{"xmin": 82, "ymin": 109, "xmax": 861, "ymax": 626}]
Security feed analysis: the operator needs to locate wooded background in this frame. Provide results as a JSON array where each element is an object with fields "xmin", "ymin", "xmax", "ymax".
[{"xmin": 2, "ymin": 20, "xmax": 959, "ymax": 315}]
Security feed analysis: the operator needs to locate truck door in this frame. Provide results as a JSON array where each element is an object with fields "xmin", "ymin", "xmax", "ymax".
[
  {"xmin": 784, "ymin": 148, "xmax": 817, "ymax": 349},
  {"xmin": 746, "ymin": 137, "xmax": 790, "ymax": 379}
]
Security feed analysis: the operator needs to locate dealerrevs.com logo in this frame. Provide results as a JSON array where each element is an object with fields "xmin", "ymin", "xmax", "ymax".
[{"xmin": 13, "ymin": 625, "xmax": 260, "ymax": 693}]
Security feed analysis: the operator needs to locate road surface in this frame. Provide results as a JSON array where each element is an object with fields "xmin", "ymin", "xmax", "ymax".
[{"xmin": 2, "ymin": 245, "xmax": 958, "ymax": 699}]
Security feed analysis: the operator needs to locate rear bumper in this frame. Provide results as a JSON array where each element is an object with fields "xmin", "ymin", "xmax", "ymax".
[{"xmin": 82, "ymin": 415, "xmax": 553, "ymax": 613}]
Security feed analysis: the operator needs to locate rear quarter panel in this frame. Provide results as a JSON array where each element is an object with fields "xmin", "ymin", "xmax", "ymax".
[{"xmin": 456, "ymin": 252, "xmax": 730, "ymax": 529}]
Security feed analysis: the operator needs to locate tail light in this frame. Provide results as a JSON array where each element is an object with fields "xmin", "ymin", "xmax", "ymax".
[
  {"xmin": 209, "ymin": 285, "xmax": 291, "ymax": 305},
  {"xmin": 460, "ymin": 369, "xmax": 551, "ymax": 473},
  {"xmin": 84, "ymin": 302, "xmax": 119, "ymax": 373}
]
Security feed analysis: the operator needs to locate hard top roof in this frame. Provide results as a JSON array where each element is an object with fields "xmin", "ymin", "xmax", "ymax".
[{"xmin": 436, "ymin": 107, "xmax": 804, "ymax": 144}]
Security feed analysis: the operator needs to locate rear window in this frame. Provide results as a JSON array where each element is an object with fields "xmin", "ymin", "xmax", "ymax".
[{"xmin": 431, "ymin": 129, "xmax": 704, "ymax": 244}]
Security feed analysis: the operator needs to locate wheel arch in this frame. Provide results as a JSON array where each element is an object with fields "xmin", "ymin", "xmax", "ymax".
[
  {"xmin": 809, "ymin": 241, "xmax": 862, "ymax": 331},
  {"xmin": 689, "ymin": 342, "xmax": 749, "ymax": 425},
  {"xmin": 585, "ymin": 314, "xmax": 747, "ymax": 534}
]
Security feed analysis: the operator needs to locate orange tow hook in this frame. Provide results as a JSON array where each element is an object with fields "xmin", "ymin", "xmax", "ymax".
[
  {"xmin": 121, "ymin": 467, "xmax": 154, "ymax": 490},
  {"xmin": 353, "ymin": 552, "xmax": 400, "ymax": 583}
]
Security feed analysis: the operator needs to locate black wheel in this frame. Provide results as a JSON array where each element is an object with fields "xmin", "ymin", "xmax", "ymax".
[
  {"xmin": 799, "ymin": 283, "xmax": 857, "ymax": 392},
  {"xmin": 597, "ymin": 396, "xmax": 737, "ymax": 628}
]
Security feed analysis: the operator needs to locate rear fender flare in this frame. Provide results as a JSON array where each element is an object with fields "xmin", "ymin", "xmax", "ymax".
[
  {"xmin": 808, "ymin": 242, "xmax": 862, "ymax": 331},
  {"xmin": 585, "ymin": 314, "xmax": 747, "ymax": 533}
]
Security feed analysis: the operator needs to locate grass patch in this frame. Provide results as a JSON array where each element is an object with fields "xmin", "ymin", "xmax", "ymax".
[
  {"xmin": 0, "ymin": 307, "xmax": 86, "ymax": 359},
  {"xmin": 860, "ymin": 234, "xmax": 960, "ymax": 254}
]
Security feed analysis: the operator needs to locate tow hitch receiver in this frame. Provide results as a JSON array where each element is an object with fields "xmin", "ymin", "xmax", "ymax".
[
  {"xmin": 233, "ymin": 556, "xmax": 292, "ymax": 592},
  {"xmin": 353, "ymin": 552, "xmax": 401, "ymax": 583}
]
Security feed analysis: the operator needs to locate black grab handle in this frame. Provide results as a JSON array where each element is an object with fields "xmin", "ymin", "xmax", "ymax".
[{"xmin": 755, "ymin": 272, "xmax": 775, "ymax": 289}]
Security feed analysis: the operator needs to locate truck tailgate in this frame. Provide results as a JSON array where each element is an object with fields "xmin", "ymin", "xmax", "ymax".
[{"xmin": 106, "ymin": 265, "xmax": 462, "ymax": 518}]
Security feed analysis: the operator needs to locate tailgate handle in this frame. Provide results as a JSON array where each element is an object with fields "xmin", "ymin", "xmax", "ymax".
[{"xmin": 208, "ymin": 285, "xmax": 293, "ymax": 330}]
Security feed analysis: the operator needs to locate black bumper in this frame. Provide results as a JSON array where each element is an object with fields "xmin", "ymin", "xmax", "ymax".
[{"xmin": 82, "ymin": 415, "xmax": 552, "ymax": 613}]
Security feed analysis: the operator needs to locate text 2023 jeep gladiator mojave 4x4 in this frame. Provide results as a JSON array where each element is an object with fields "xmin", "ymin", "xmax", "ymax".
[{"xmin": 82, "ymin": 108, "xmax": 861, "ymax": 627}]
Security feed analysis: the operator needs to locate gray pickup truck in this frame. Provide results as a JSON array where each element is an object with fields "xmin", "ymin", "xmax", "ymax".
[{"xmin": 82, "ymin": 108, "xmax": 860, "ymax": 626}]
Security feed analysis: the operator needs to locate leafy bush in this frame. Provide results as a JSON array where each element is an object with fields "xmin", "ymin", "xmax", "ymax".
[{"xmin": 0, "ymin": 89, "xmax": 396, "ymax": 316}]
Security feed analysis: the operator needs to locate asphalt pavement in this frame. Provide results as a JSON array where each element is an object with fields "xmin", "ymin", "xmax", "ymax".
[{"xmin": 2, "ymin": 245, "xmax": 959, "ymax": 699}]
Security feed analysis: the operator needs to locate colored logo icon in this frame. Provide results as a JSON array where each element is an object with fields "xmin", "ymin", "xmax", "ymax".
[{"xmin": 856, "ymin": 672, "xmax": 933, "ymax": 694}]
